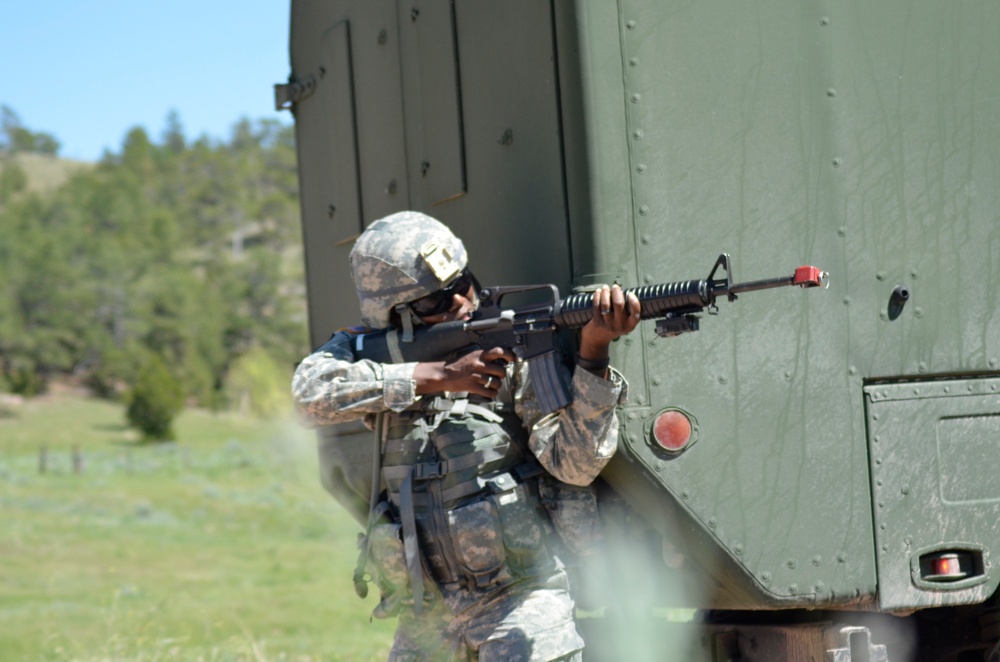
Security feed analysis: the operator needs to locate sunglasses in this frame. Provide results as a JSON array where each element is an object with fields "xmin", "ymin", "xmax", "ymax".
[{"xmin": 409, "ymin": 269, "xmax": 477, "ymax": 317}]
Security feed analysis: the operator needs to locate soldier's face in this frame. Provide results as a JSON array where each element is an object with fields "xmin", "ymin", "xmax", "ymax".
[{"xmin": 415, "ymin": 283, "xmax": 478, "ymax": 325}]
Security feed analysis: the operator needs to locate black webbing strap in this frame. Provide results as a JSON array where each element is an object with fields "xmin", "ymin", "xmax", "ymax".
[{"xmin": 399, "ymin": 468, "xmax": 424, "ymax": 615}]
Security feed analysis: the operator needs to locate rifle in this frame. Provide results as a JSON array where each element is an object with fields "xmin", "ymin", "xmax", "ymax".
[{"xmin": 349, "ymin": 254, "xmax": 829, "ymax": 414}]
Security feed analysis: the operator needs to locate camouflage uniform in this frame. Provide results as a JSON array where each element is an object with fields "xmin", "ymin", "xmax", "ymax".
[{"xmin": 292, "ymin": 212, "xmax": 627, "ymax": 662}]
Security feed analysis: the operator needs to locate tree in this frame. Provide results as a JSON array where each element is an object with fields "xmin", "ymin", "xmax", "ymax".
[
  {"xmin": 0, "ymin": 106, "xmax": 60, "ymax": 156},
  {"xmin": 125, "ymin": 353, "xmax": 184, "ymax": 442}
]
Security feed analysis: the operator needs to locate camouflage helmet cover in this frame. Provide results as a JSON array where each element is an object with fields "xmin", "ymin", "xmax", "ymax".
[{"xmin": 350, "ymin": 211, "xmax": 468, "ymax": 328}]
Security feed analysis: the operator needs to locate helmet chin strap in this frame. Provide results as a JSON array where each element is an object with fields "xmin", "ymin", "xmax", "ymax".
[{"xmin": 394, "ymin": 303, "xmax": 421, "ymax": 342}]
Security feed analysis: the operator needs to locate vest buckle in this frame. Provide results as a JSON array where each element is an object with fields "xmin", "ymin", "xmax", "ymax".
[{"xmin": 413, "ymin": 461, "xmax": 446, "ymax": 480}]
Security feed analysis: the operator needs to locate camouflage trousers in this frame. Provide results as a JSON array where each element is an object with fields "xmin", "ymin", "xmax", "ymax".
[{"xmin": 388, "ymin": 569, "xmax": 584, "ymax": 661}]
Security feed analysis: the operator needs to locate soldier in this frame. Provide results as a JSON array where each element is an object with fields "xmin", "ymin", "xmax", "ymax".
[{"xmin": 292, "ymin": 211, "xmax": 639, "ymax": 661}]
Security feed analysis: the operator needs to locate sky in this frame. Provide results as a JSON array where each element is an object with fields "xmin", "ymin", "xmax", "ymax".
[{"xmin": 1, "ymin": 0, "xmax": 293, "ymax": 162}]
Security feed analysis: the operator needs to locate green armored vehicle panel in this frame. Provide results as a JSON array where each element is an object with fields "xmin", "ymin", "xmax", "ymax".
[{"xmin": 281, "ymin": 1, "xmax": 1000, "ymax": 659}]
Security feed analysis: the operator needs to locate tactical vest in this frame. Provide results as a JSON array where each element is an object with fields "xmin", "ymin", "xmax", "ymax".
[{"xmin": 360, "ymin": 395, "xmax": 555, "ymax": 618}]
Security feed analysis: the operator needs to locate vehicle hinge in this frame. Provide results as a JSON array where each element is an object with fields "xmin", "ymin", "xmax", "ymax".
[{"xmin": 274, "ymin": 74, "xmax": 316, "ymax": 111}]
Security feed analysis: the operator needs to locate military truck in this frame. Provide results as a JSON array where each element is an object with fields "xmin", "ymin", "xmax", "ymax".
[{"xmin": 278, "ymin": 2, "xmax": 1000, "ymax": 660}]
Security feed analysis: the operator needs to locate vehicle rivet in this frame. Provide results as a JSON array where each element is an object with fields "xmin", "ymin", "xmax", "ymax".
[
  {"xmin": 636, "ymin": 163, "xmax": 647, "ymax": 173},
  {"xmin": 629, "ymin": 57, "xmax": 639, "ymax": 67},
  {"xmin": 719, "ymin": 376, "xmax": 728, "ymax": 385},
  {"xmin": 838, "ymin": 226, "xmax": 847, "ymax": 237},
  {"xmin": 641, "ymin": 234, "xmax": 651, "ymax": 244},
  {"xmin": 644, "ymin": 274, "xmax": 654, "ymax": 283},
  {"xmin": 901, "ymin": 486, "xmax": 910, "ymax": 495},
  {"xmin": 820, "ymin": 17, "xmax": 830, "ymax": 26},
  {"xmin": 843, "ymin": 297, "xmax": 851, "ymax": 306},
  {"xmin": 832, "ymin": 158, "xmax": 842, "ymax": 167},
  {"xmin": 848, "ymin": 367, "xmax": 857, "ymax": 376},
  {"xmin": 815, "ymin": 582, "xmax": 825, "ymax": 592},
  {"xmin": 826, "ymin": 88, "xmax": 837, "ymax": 97},
  {"xmin": 880, "ymin": 523, "xmax": 886, "ymax": 530},
  {"xmin": 639, "ymin": 205, "xmax": 649, "ymax": 215},
  {"xmin": 631, "ymin": 93, "xmax": 642, "ymax": 104},
  {"xmin": 874, "ymin": 435, "xmax": 880, "ymax": 443},
  {"xmin": 761, "ymin": 572, "xmax": 771, "ymax": 583},
  {"xmin": 812, "ymin": 556, "xmax": 822, "ymax": 566},
  {"xmin": 708, "ymin": 517, "xmax": 717, "ymax": 528},
  {"xmin": 652, "ymin": 377, "xmax": 661, "ymax": 386},
  {"xmin": 682, "ymin": 490, "xmax": 690, "ymax": 499},
  {"xmin": 788, "ymin": 584, "xmax": 798, "ymax": 594},
  {"xmin": 918, "ymin": 362, "xmax": 927, "ymax": 373},
  {"xmin": 626, "ymin": 19, "xmax": 637, "ymax": 29},
  {"xmin": 787, "ymin": 559, "xmax": 797, "ymax": 569},
  {"xmin": 633, "ymin": 129, "xmax": 644, "ymax": 140},
  {"xmin": 734, "ymin": 544, "xmax": 743, "ymax": 555},
  {"xmin": 879, "ymin": 312, "xmax": 889, "ymax": 321},
  {"xmin": 876, "ymin": 271, "xmax": 886, "ymax": 281},
  {"xmin": 837, "ymin": 554, "xmax": 846, "ymax": 563},
  {"xmin": 877, "ymin": 479, "xmax": 883, "ymax": 486}
]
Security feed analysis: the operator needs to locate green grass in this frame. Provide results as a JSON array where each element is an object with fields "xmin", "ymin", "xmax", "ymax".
[{"xmin": 0, "ymin": 390, "xmax": 395, "ymax": 661}]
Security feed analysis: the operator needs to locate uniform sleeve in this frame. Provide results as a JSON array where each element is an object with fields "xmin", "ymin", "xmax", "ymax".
[
  {"xmin": 291, "ymin": 332, "xmax": 420, "ymax": 427},
  {"xmin": 513, "ymin": 360, "xmax": 629, "ymax": 486}
]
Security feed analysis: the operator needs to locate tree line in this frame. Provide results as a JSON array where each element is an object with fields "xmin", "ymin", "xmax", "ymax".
[{"xmin": 0, "ymin": 107, "xmax": 308, "ymax": 436}]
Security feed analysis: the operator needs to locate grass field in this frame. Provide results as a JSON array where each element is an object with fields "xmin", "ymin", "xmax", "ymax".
[{"xmin": 0, "ymin": 387, "xmax": 395, "ymax": 661}]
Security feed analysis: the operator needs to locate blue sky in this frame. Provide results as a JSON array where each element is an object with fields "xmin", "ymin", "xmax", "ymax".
[{"xmin": 1, "ymin": 0, "xmax": 293, "ymax": 162}]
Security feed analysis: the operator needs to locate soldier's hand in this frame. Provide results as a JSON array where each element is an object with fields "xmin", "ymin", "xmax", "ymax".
[
  {"xmin": 413, "ymin": 347, "xmax": 516, "ymax": 398},
  {"xmin": 578, "ymin": 284, "xmax": 641, "ymax": 368}
]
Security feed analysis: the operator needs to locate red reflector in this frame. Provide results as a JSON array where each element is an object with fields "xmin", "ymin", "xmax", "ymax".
[
  {"xmin": 653, "ymin": 410, "xmax": 692, "ymax": 452},
  {"xmin": 932, "ymin": 556, "xmax": 961, "ymax": 577}
]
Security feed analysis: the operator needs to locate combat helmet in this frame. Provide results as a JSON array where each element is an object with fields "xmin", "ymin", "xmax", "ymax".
[{"xmin": 350, "ymin": 211, "xmax": 468, "ymax": 329}]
